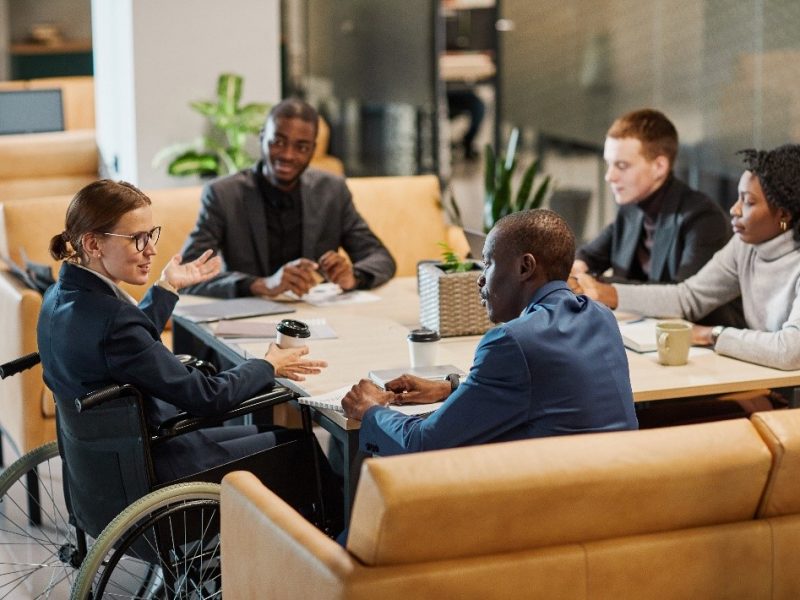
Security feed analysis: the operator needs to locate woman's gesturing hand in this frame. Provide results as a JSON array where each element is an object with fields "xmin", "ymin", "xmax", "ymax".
[{"xmin": 264, "ymin": 344, "xmax": 327, "ymax": 381}]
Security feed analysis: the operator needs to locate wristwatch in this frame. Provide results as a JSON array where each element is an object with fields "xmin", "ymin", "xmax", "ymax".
[
  {"xmin": 445, "ymin": 373, "xmax": 460, "ymax": 393},
  {"xmin": 710, "ymin": 325, "xmax": 725, "ymax": 347}
]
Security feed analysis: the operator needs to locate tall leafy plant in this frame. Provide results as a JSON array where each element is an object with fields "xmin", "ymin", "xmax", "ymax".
[
  {"xmin": 153, "ymin": 73, "xmax": 270, "ymax": 177},
  {"xmin": 483, "ymin": 127, "xmax": 551, "ymax": 232}
]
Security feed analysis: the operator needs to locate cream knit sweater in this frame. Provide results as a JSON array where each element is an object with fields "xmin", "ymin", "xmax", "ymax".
[{"xmin": 615, "ymin": 230, "xmax": 800, "ymax": 370}]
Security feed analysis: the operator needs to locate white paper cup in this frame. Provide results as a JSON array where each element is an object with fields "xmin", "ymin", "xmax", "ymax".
[
  {"xmin": 407, "ymin": 328, "xmax": 440, "ymax": 368},
  {"xmin": 276, "ymin": 319, "xmax": 310, "ymax": 349}
]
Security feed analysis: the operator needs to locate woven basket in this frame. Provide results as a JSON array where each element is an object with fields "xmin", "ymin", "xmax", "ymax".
[{"xmin": 418, "ymin": 262, "xmax": 493, "ymax": 337}]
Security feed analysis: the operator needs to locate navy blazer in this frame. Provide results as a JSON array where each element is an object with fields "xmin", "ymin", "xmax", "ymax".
[
  {"xmin": 37, "ymin": 263, "xmax": 276, "ymax": 480},
  {"xmin": 358, "ymin": 281, "xmax": 638, "ymax": 456},
  {"xmin": 576, "ymin": 176, "xmax": 730, "ymax": 284},
  {"xmin": 180, "ymin": 166, "xmax": 396, "ymax": 297}
]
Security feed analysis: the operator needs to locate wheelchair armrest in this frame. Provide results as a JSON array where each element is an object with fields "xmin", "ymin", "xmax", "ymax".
[
  {"xmin": 0, "ymin": 352, "xmax": 41, "ymax": 379},
  {"xmin": 76, "ymin": 383, "xmax": 142, "ymax": 412},
  {"xmin": 154, "ymin": 386, "xmax": 296, "ymax": 441}
]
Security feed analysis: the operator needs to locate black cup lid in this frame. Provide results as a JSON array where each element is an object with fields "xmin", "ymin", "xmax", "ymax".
[
  {"xmin": 276, "ymin": 319, "xmax": 311, "ymax": 338},
  {"xmin": 408, "ymin": 328, "xmax": 440, "ymax": 342}
]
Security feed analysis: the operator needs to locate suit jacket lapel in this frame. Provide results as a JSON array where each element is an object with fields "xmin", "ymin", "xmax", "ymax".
[
  {"xmin": 649, "ymin": 186, "xmax": 681, "ymax": 281},
  {"xmin": 618, "ymin": 208, "xmax": 644, "ymax": 276},
  {"xmin": 300, "ymin": 173, "xmax": 319, "ymax": 259},
  {"xmin": 248, "ymin": 167, "xmax": 272, "ymax": 274}
]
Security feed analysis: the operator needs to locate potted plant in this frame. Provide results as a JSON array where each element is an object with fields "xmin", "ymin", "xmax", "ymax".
[
  {"xmin": 483, "ymin": 127, "xmax": 551, "ymax": 232},
  {"xmin": 418, "ymin": 242, "xmax": 492, "ymax": 337},
  {"xmin": 441, "ymin": 127, "xmax": 552, "ymax": 237},
  {"xmin": 153, "ymin": 73, "xmax": 270, "ymax": 177}
]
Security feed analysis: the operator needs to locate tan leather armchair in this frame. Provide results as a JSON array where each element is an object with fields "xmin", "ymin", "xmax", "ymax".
[
  {"xmin": 221, "ymin": 411, "xmax": 800, "ymax": 599},
  {"xmin": 347, "ymin": 175, "xmax": 468, "ymax": 277}
]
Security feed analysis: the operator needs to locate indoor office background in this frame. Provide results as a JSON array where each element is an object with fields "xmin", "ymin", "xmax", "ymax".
[
  {"xmin": 282, "ymin": 0, "xmax": 800, "ymax": 240},
  {"xmin": 3, "ymin": 0, "xmax": 800, "ymax": 234}
]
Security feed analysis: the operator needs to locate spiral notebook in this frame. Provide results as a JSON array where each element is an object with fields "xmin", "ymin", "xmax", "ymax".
[{"xmin": 298, "ymin": 386, "xmax": 444, "ymax": 417}]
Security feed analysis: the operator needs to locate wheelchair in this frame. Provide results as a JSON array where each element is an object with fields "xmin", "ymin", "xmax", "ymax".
[{"xmin": 0, "ymin": 352, "xmax": 340, "ymax": 598}]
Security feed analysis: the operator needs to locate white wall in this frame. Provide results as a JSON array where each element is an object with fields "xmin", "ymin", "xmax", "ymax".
[{"xmin": 92, "ymin": 0, "xmax": 281, "ymax": 189}]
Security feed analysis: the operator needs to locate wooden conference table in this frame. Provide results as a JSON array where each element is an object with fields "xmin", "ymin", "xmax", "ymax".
[{"xmin": 172, "ymin": 277, "xmax": 800, "ymax": 517}]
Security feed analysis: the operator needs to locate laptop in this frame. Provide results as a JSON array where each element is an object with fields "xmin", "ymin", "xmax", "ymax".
[{"xmin": 463, "ymin": 228, "xmax": 487, "ymax": 262}]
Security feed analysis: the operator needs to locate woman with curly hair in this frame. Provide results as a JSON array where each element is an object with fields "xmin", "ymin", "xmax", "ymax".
[{"xmin": 572, "ymin": 143, "xmax": 800, "ymax": 371}]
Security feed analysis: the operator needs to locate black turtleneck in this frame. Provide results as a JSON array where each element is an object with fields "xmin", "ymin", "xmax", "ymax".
[{"xmin": 632, "ymin": 174, "xmax": 672, "ymax": 279}]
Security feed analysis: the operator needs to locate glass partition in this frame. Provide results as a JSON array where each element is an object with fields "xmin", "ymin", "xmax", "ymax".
[
  {"xmin": 498, "ymin": 0, "xmax": 800, "ymax": 235},
  {"xmin": 295, "ymin": 0, "xmax": 439, "ymax": 176}
]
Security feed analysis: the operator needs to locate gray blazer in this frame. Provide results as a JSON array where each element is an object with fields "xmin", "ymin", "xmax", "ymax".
[
  {"xmin": 576, "ymin": 176, "xmax": 730, "ymax": 284},
  {"xmin": 576, "ymin": 176, "xmax": 745, "ymax": 327},
  {"xmin": 180, "ymin": 166, "xmax": 396, "ymax": 297}
]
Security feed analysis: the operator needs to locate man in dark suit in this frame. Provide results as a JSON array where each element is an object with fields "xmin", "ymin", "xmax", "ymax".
[
  {"xmin": 340, "ymin": 209, "xmax": 638, "ymax": 456},
  {"xmin": 180, "ymin": 98, "xmax": 396, "ymax": 298},
  {"xmin": 571, "ymin": 109, "xmax": 743, "ymax": 325}
]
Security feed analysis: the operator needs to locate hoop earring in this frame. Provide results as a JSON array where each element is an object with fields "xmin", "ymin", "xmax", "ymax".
[{"xmin": 781, "ymin": 220, "xmax": 789, "ymax": 232}]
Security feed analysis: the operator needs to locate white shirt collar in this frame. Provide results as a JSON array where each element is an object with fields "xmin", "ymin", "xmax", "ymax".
[{"xmin": 73, "ymin": 263, "xmax": 138, "ymax": 306}]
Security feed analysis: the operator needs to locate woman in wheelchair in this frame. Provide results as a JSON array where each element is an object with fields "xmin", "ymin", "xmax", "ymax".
[{"xmin": 37, "ymin": 179, "xmax": 328, "ymax": 482}]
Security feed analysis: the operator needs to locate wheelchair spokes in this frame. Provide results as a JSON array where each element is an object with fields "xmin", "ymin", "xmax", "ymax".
[
  {"xmin": 0, "ymin": 441, "xmax": 78, "ymax": 598},
  {"xmin": 72, "ymin": 483, "xmax": 222, "ymax": 600}
]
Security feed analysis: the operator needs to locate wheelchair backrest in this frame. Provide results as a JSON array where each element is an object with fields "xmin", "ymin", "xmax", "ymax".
[{"xmin": 55, "ymin": 390, "xmax": 154, "ymax": 538}]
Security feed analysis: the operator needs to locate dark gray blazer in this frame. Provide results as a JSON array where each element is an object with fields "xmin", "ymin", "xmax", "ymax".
[
  {"xmin": 576, "ymin": 176, "xmax": 745, "ymax": 327},
  {"xmin": 577, "ymin": 177, "xmax": 730, "ymax": 283},
  {"xmin": 180, "ymin": 166, "xmax": 396, "ymax": 297}
]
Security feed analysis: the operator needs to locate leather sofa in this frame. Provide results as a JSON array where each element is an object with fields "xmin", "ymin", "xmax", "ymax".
[
  {"xmin": 220, "ymin": 409, "xmax": 800, "ymax": 599},
  {"xmin": 0, "ymin": 175, "xmax": 459, "ymax": 458},
  {"xmin": 0, "ymin": 76, "xmax": 99, "ymax": 201}
]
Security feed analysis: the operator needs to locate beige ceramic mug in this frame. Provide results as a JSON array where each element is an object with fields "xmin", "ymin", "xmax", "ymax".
[{"xmin": 656, "ymin": 321, "xmax": 691, "ymax": 366}]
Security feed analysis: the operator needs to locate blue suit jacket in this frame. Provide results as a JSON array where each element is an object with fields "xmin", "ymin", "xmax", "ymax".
[
  {"xmin": 359, "ymin": 281, "xmax": 638, "ymax": 456},
  {"xmin": 37, "ymin": 263, "xmax": 276, "ymax": 480}
]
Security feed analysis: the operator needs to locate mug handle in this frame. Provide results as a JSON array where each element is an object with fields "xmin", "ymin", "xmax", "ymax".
[{"xmin": 658, "ymin": 331, "xmax": 670, "ymax": 351}]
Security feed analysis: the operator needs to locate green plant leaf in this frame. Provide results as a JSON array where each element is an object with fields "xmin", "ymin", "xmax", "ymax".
[
  {"xmin": 217, "ymin": 73, "xmax": 243, "ymax": 115},
  {"xmin": 483, "ymin": 143, "xmax": 495, "ymax": 195},
  {"xmin": 156, "ymin": 72, "xmax": 271, "ymax": 179},
  {"xmin": 504, "ymin": 127, "xmax": 519, "ymax": 171},
  {"xmin": 167, "ymin": 151, "xmax": 219, "ymax": 177},
  {"xmin": 190, "ymin": 100, "xmax": 220, "ymax": 118},
  {"xmin": 437, "ymin": 241, "xmax": 474, "ymax": 272},
  {"xmin": 515, "ymin": 158, "xmax": 539, "ymax": 208},
  {"xmin": 525, "ymin": 175, "xmax": 552, "ymax": 211}
]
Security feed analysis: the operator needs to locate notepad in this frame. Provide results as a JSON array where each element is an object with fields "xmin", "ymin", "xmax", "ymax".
[
  {"xmin": 173, "ymin": 297, "xmax": 295, "ymax": 323},
  {"xmin": 368, "ymin": 364, "xmax": 466, "ymax": 389},
  {"xmin": 298, "ymin": 386, "xmax": 443, "ymax": 417},
  {"xmin": 618, "ymin": 318, "xmax": 659, "ymax": 353}
]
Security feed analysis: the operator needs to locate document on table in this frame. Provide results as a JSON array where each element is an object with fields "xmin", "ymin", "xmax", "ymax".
[
  {"xmin": 283, "ymin": 283, "xmax": 380, "ymax": 307},
  {"xmin": 214, "ymin": 318, "xmax": 337, "ymax": 340},
  {"xmin": 173, "ymin": 297, "xmax": 295, "ymax": 323},
  {"xmin": 298, "ymin": 386, "xmax": 443, "ymax": 417},
  {"xmin": 617, "ymin": 318, "xmax": 660, "ymax": 353}
]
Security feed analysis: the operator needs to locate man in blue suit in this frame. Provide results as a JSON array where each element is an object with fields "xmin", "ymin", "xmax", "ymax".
[{"xmin": 342, "ymin": 209, "xmax": 638, "ymax": 456}]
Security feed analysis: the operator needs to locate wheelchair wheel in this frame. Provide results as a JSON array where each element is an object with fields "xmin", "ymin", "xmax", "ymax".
[
  {"xmin": 0, "ymin": 440, "xmax": 79, "ymax": 597},
  {"xmin": 71, "ymin": 482, "xmax": 222, "ymax": 599}
]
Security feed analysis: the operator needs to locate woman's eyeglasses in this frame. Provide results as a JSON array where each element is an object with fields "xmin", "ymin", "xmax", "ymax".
[{"xmin": 102, "ymin": 226, "xmax": 161, "ymax": 252}]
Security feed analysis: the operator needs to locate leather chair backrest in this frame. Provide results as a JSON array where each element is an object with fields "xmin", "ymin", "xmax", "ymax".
[
  {"xmin": 347, "ymin": 175, "xmax": 446, "ymax": 277},
  {"xmin": 347, "ymin": 419, "xmax": 772, "ymax": 566},
  {"xmin": 0, "ymin": 186, "xmax": 202, "ymax": 302}
]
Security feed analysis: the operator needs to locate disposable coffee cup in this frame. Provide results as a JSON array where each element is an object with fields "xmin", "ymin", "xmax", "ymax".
[
  {"xmin": 276, "ymin": 319, "xmax": 311, "ymax": 349},
  {"xmin": 655, "ymin": 321, "xmax": 691, "ymax": 366},
  {"xmin": 407, "ymin": 328, "xmax": 440, "ymax": 369}
]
